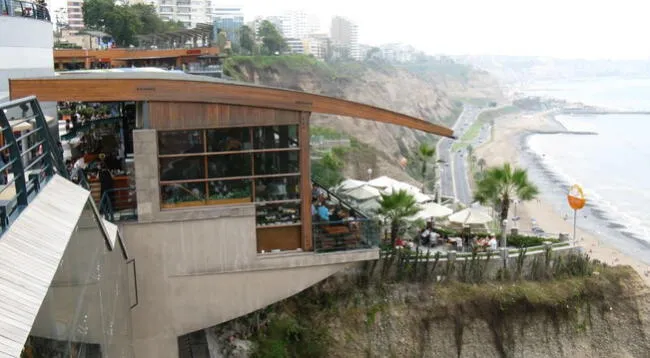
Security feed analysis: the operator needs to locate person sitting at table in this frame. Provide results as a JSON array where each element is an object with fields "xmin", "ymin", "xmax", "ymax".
[
  {"xmin": 488, "ymin": 234, "xmax": 498, "ymax": 251},
  {"xmin": 317, "ymin": 203, "xmax": 330, "ymax": 222},
  {"xmin": 329, "ymin": 205, "xmax": 343, "ymax": 222},
  {"xmin": 420, "ymin": 226, "xmax": 432, "ymax": 247},
  {"xmin": 347, "ymin": 209, "xmax": 360, "ymax": 231}
]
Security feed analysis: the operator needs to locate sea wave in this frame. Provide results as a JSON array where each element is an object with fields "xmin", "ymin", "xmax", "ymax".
[{"xmin": 525, "ymin": 134, "xmax": 650, "ymax": 246}]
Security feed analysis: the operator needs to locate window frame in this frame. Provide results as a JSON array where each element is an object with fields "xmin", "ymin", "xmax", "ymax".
[{"xmin": 157, "ymin": 125, "xmax": 301, "ymax": 211}]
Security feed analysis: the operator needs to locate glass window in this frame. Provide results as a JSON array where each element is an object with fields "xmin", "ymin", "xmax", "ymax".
[
  {"xmin": 161, "ymin": 182, "xmax": 206, "ymax": 207},
  {"xmin": 207, "ymin": 179, "xmax": 252, "ymax": 203},
  {"xmin": 158, "ymin": 130, "xmax": 204, "ymax": 155},
  {"xmin": 157, "ymin": 125, "xmax": 302, "ymax": 210},
  {"xmin": 206, "ymin": 128, "xmax": 252, "ymax": 152},
  {"xmin": 159, "ymin": 157, "xmax": 205, "ymax": 181},
  {"xmin": 254, "ymin": 151, "xmax": 299, "ymax": 175},
  {"xmin": 256, "ymin": 201, "xmax": 301, "ymax": 226},
  {"xmin": 254, "ymin": 176, "xmax": 300, "ymax": 202},
  {"xmin": 207, "ymin": 154, "xmax": 252, "ymax": 178},
  {"xmin": 253, "ymin": 125, "xmax": 298, "ymax": 149}
]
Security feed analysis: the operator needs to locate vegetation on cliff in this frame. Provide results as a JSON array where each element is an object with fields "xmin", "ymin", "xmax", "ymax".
[
  {"xmin": 223, "ymin": 54, "xmax": 501, "ymax": 185},
  {"xmin": 211, "ymin": 249, "xmax": 645, "ymax": 358}
]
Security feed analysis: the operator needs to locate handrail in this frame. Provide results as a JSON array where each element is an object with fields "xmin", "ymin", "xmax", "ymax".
[
  {"xmin": 0, "ymin": 96, "xmax": 65, "ymax": 235},
  {"xmin": 2, "ymin": 0, "xmax": 51, "ymax": 21},
  {"xmin": 311, "ymin": 177, "xmax": 370, "ymax": 219},
  {"xmin": 98, "ymin": 187, "xmax": 137, "ymax": 222},
  {"xmin": 312, "ymin": 218, "xmax": 380, "ymax": 253}
]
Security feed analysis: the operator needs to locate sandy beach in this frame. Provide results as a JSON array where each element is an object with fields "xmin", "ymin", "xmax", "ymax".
[{"xmin": 475, "ymin": 111, "xmax": 650, "ymax": 286}]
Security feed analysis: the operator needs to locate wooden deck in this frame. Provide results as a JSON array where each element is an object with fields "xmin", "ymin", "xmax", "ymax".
[{"xmin": 0, "ymin": 175, "xmax": 90, "ymax": 357}]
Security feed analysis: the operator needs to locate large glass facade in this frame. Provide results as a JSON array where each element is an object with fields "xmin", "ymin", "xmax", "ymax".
[
  {"xmin": 158, "ymin": 125, "xmax": 301, "ymax": 216},
  {"xmin": 23, "ymin": 200, "xmax": 134, "ymax": 357}
]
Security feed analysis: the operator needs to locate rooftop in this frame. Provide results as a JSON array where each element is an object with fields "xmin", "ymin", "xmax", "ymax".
[{"xmin": 12, "ymin": 71, "xmax": 455, "ymax": 138}]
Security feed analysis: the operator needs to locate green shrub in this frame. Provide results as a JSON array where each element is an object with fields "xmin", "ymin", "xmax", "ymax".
[
  {"xmin": 253, "ymin": 314, "xmax": 330, "ymax": 358},
  {"xmin": 507, "ymin": 235, "xmax": 558, "ymax": 248}
]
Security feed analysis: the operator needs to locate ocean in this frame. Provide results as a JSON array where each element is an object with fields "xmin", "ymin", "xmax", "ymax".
[{"xmin": 521, "ymin": 77, "xmax": 650, "ymax": 263}]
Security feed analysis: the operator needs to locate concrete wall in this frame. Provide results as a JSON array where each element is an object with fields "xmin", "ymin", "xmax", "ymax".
[
  {"xmin": 0, "ymin": 16, "xmax": 55, "ymax": 119},
  {"xmin": 121, "ymin": 218, "xmax": 377, "ymax": 357},
  {"xmin": 30, "ymin": 200, "xmax": 134, "ymax": 357}
]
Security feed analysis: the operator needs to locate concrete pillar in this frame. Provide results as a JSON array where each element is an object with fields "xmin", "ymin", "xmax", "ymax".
[
  {"xmin": 133, "ymin": 129, "xmax": 159, "ymax": 222},
  {"xmin": 447, "ymin": 251, "xmax": 456, "ymax": 262}
]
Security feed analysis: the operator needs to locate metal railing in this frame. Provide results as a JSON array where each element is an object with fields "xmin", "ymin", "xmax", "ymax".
[
  {"xmin": 313, "ymin": 219, "xmax": 380, "ymax": 253},
  {"xmin": 98, "ymin": 187, "xmax": 138, "ymax": 222},
  {"xmin": 1, "ymin": 0, "xmax": 51, "ymax": 21},
  {"xmin": 311, "ymin": 177, "xmax": 370, "ymax": 219},
  {"xmin": 0, "ymin": 96, "xmax": 67, "ymax": 233},
  {"xmin": 185, "ymin": 63, "xmax": 222, "ymax": 73}
]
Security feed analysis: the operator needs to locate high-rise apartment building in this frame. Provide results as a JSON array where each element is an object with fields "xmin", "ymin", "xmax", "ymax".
[
  {"xmin": 157, "ymin": 0, "xmax": 212, "ymax": 29},
  {"xmin": 213, "ymin": 7, "xmax": 244, "ymax": 46},
  {"xmin": 330, "ymin": 16, "xmax": 360, "ymax": 60},
  {"xmin": 280, "ymin": 10, "xmax": 319, "ymax": 39},
  {"xmin": 66, "ymin": 0, "xmax": 84, "ymax": 29}
]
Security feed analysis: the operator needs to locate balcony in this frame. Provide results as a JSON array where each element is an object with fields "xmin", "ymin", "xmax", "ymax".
[
  {"xmin": 1, "ymin": 0, "xmax": 51, "ymax": 21},
  {"xmin": 0, "ymin": 96, "xmax": 68, "ymax": 234}
]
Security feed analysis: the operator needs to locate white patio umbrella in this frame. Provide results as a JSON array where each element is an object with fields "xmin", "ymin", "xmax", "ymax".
[
  {"xmin": 341, "ymin": 184, "xmax": 381, "ymax": 202},
  {"xmin": 408, "ymin": 202, "xmax": 453, "ymax": 221},
  {"xmin": 334, "ymin": 179, "xmax": 366, "ymax": 193},
  {"xmin": 448, "ymin": 207, "xmax": 493, "ymax": 225}
]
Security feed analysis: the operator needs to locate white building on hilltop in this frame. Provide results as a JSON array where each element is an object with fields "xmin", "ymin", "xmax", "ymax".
[
  {"xmin": 281, "ymin": 10, "xmax": 320, "ymax": 39},
  {"xmin": 330, "ymin": 16, "xmax": 360, "ymax": 61},
  {"xmin": 380, "ymin": 43, "xmax": 420, "ymax": 63},
  {"xmin": 157, "ymin": 0, "xmax": 213, "ymax": 28}
]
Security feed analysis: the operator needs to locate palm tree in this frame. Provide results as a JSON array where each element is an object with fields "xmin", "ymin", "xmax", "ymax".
[
  {"xmin": 477, "ymin": 158, "xmax": 486, "ymax": 172},
  {"xmin": 474, "ymin": 163, "xmax": 539, "ymax": 224},
  {"xmin": 377, "ymin": 189, "xmax": 420, "ymax": 247},
  {"xmin": 416, "ymin": 143, "xmax": 436, "ymax": 193}
]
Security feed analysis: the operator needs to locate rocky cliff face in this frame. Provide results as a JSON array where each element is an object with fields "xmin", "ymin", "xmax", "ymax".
[
  {"xmin": 224, "ymin": 56, "xmax": 501, "ymax": 183},
  {"xmin": 206, "ymin": 260, "xmax": 650, "ymax": 358},
  {"xmin": 327, "ymin": 281, "xmax": 650, "ymax": 357}
]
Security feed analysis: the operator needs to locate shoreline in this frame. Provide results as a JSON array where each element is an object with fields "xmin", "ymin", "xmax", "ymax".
[
  {"xmin": 475, "ymin": 110, "xmax": 650, "ymax": 286},
  {"xmin": 519, "ymin": 129, "xmax": 650, "ymax": 247}
]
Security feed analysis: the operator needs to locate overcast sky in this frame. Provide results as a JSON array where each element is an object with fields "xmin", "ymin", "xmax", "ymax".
[{"xmin": 52, "ymin": 0, "xmax": 649, "ymax": 59}]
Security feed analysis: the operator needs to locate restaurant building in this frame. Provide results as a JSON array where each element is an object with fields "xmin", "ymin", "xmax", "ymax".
[{"xmin": 8, "ymin": 72, "xmax": 454, "ymax": 356}]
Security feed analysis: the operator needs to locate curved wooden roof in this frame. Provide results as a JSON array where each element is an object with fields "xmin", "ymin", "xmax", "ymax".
[{"xmin": 9, "ymin": 72, "xmax": 454, "ymax": 138}]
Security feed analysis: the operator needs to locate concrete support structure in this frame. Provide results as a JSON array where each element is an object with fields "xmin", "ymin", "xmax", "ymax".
[{"xmin": 126, "ymin": 129, "xmax": 378, "ymax": 357}]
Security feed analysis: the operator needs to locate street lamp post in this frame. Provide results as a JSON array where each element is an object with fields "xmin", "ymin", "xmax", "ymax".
[{"xmin": 501, "ymin": 218, "xmax": 508, "ymax": 268}]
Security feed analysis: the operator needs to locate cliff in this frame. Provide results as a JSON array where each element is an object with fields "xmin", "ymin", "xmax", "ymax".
[
  {"xmin": 223, "ymin": 55, "xmax": 502, "ymax": 183},
  {"xmin": 206, "ymin": 251, "xmax": 650, "ymax": 358}
]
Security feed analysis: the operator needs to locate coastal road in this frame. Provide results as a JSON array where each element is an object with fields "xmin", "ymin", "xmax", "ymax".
[{"xmin": 437, "ymin": 106, "xmax": 482, "ymax": 204}]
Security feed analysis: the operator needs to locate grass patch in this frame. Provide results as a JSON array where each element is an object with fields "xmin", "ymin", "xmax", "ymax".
[{"xmin": 452, "ymin": 105, "xmax": 520, "ymax": 151}]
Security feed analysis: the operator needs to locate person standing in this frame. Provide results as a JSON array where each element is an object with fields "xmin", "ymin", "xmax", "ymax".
[{"xmin": 98, "ymin": 163, "xmax": 113, "ymax": 209}]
